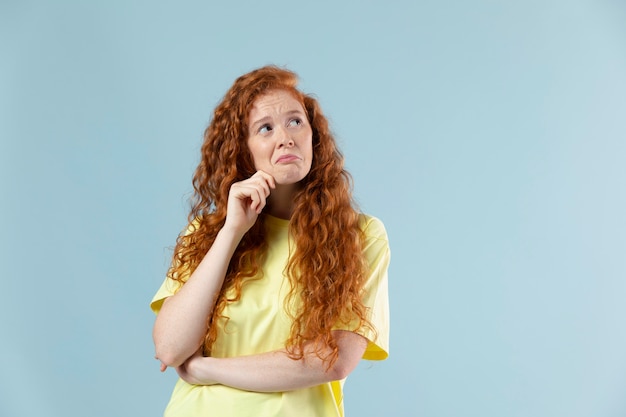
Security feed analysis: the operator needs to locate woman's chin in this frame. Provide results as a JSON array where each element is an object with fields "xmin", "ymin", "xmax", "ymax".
[{"xmin": 273, "ymin": 172, "xmax": 309, "ymax": 187}]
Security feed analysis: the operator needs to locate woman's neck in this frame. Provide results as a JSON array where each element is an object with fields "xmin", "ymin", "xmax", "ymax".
[{"xmin": 265, "ymin": 183, "xmax": 299, "ymax": 220}]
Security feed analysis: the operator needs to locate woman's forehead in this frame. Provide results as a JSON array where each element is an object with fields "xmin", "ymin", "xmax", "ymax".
[{"xmin": 249, "ymin": 90, "xmax": 306, "ymax": 118}]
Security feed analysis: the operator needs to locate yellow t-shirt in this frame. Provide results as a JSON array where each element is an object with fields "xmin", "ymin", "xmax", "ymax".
[{"xmin": 150, "ymin": 214, "xmax": 390, "ymax": 417}]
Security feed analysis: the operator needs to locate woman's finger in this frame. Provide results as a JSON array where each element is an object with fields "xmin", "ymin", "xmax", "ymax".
[
  {"xmin": 245, "ymin": 173, "xmax": 273, "ymax": 199},
  {"xmin": 254, "ymin": 170, "xmax": 276, "ymax": 191}
]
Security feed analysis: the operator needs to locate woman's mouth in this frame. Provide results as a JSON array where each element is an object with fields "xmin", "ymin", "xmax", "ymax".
[{"xmin": 275, "ymin": 155, "xmax": 300, "ymax": 164}]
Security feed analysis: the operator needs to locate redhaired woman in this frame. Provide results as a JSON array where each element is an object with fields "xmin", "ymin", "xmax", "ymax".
[{"xmin": 151, "ymin": 66, "xmax": 390, "ymax": 417}]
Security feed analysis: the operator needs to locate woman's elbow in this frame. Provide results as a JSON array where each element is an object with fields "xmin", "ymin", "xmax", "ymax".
[
  {"xmin": 329, "ymin": 357, "xmax": 359, "ymax": 381},
  {"xmin": 154, "ymin": 344, "xmax": 187, "ymax": 369},
  {"xmin": 327, "ymin": 331, "xmax": 368, "ymax": 380},
  {"xmin": 153, "ymin": 330, "xmax": 190, "ymax": 368}
]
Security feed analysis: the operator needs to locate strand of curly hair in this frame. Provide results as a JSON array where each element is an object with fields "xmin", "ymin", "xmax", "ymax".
[{"xmin": 166, "ymin": 66, "xmax": 373, "ymax": 368}]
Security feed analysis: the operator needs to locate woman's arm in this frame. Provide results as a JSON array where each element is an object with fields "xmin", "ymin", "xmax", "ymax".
[
  {"xmin": 153, "ymin": 226, "xmax": 244, "ymax": 368},
  {"xmin": 153, "ymin": 171, "xmax": 276, "ymax": 368},
  {"xmin": 175, "ymin": 330, "xmax": 368, "ymax": 392}
]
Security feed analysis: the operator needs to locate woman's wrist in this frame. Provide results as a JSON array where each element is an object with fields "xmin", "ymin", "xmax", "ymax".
[
  {"xmin": 189, "ymin": 355, "xmax": 219, "ymax": 385},
  {"xmin": 218, "ymin": 221, "xmax": 249, "ymax": 245}
]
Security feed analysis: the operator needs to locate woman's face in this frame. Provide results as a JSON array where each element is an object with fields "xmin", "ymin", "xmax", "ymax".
[{"xmin": 246, "ymin": 90, "xmax": 313, "ymax": 185}]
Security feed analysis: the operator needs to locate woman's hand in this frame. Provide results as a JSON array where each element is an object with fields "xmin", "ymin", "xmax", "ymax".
[
  {"xmin": 224, "ymin": 170, "xmax": 276, "ymax": 236},
  {"xmin": 175, "ymin": 350, "xmax": 219, "ymax": 386}
]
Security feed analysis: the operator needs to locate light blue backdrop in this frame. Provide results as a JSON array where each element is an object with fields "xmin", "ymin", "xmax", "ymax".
[{"xmin": 1, "ymin": 1, "xmax": 625, "ymax": 416}]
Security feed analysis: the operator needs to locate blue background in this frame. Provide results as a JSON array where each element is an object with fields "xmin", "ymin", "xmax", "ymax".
[{"xmin": 2, "ymin": 1, "xmax": 625, "ymax": 416}]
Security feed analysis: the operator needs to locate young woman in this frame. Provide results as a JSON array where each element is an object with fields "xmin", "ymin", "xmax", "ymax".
[{"xmin": 151, "ymin": 66, "xmax": 390, "ymax": 417}]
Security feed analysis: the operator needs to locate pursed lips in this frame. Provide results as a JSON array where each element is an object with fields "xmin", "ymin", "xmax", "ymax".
[{"xmin": 275, "ymin": 154, "xmax": 301, "ymax": 164}]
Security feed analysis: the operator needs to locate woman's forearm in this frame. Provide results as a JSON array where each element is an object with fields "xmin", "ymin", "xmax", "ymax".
[
  {"xmin": 153, "ymin": 226, "xmax": 245, "ymax": 368},
  {"xmin": 178, "ymin": 330, "xmax": 368, "ymax": 392}
]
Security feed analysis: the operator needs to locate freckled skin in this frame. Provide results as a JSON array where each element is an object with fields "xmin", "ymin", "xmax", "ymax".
[{"xmin": 247, "ymin": 90, "xmax": 313, "ymax": 186}]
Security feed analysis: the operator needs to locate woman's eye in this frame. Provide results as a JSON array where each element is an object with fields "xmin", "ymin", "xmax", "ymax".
[
  {"xmin": 288, "ymin": 118, "xmax": 302, "ymax": 127},
  {"xmin": 259, "ymin": 124, "xmax": 272, "ymax": 134}
]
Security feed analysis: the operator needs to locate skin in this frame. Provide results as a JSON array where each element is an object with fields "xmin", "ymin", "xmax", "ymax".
[
  {"xmin": 152, "ymin": 89, "xmax": 367, "ymax": 392},
  {"xmin": 246, "ymin": 89, "xmax": 314, "ymax": 219}
]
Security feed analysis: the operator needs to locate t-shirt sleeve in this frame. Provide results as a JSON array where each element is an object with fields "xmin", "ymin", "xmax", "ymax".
[
  {"xmin": 149, "ymin": 221, "xmax": 198, "ymax": 314},
  {"xmin": 150, "ymin": 276, "xmax": 181, "ymax": 314},
  {"xmin": 335, "ymin": 215, "xmax": 391, "ymax": 361}
]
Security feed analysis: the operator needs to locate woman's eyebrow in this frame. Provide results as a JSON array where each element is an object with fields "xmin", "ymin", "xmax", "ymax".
[
  {"xmin": 250, "ymin": 108, "xmax": 306, "ymax": 130},
  {"xmin": 283, "ymin": 109, "xmax": 306, "ymax": 118},
  {"xmin": 250, "ymin": 115, "xmax": 271, "ymax": 130}
]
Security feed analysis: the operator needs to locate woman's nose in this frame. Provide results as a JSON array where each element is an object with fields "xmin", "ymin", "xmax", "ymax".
[{"xmin": 276, "ymin": 126, "xmax": 294, "ymax": 147}]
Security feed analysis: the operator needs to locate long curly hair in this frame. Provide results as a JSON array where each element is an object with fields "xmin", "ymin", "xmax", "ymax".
[{"xmin": 167, "ymin": 65, "xmax": 371, "ymax": 367}]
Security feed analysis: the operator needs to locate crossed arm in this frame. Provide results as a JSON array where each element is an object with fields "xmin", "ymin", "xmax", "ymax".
[
  {"xmin": 153, "ymin": 171, "xmax": 368, "ymax": 392},
  {"xmin": 173, "ymin": 330, "xmax": 367, "ymax": 392}
]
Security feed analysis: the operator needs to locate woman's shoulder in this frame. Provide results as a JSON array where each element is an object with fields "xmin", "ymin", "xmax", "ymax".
[
  {"xmin": 358, "ymin": 213, "xmax": 389, "ymax": 241},
  {"xmin": 180, "ymin": 215, "xmax": 208, "ymax": 236}
]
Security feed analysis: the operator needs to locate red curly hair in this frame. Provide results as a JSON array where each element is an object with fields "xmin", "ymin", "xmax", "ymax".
[{"xmin": 168, "ymin": 65, "xmax": 372, "ymax": 367}]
